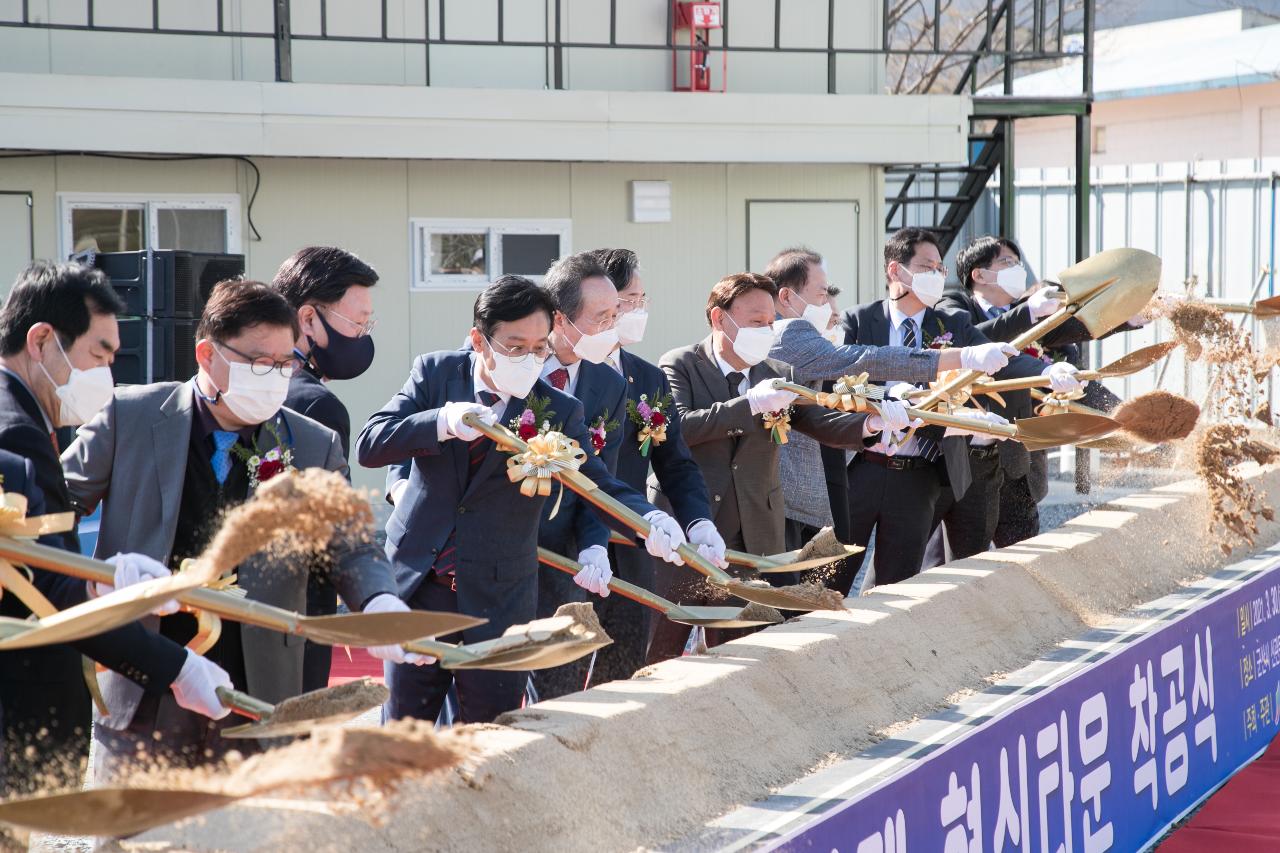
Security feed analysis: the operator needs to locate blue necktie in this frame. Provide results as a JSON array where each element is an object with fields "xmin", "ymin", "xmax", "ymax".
[
  {"xmin": 211, "ymin": 430, "xmax": 239, "ymax": 485},
  {"xmin": 987, "ymin": 304, "xmax": 1006, "ymax": 320}
]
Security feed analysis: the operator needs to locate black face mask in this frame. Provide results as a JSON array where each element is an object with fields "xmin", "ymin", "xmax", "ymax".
[{"xmin": 308, "ymin": 309, "xmax": 375, "ymax": 380}]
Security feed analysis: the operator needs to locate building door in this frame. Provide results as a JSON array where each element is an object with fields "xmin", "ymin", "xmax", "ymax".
[
  {"xmin": 0, "ymin": 192, "xmax": 33, "ymax": 300},
  {"xmin": 746, "ymin": 200, "xmax": 860, "ymax": 298}
]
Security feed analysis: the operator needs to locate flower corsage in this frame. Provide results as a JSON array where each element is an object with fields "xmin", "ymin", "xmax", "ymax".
[
  {"xmin": 626, "ymin": 394, "xmax": 671, "ymax": 457},
  {"xmin": 230, "ymin": 421, "xmax": 295, "ymax": 490}
]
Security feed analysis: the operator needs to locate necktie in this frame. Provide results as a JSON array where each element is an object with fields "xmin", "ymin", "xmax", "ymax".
[
  {"xmin": 987, "ymin": 304, "xmax": 1005, "ymax": 320},
  {"xmin": 900, "ymin": 318, "xmax": 918, "ymax": 350},
  {"xmin": 436, "ymin": 390, "xmax": 500, "ymax": 580},
  {"xmin": 727, "ymin": 371, "xmax": 745, "ymax": 397},
  {"xmin": 211, "ymin": 430, "xmax": 239, "ymax": 486},
  {"xmin": 547, "ymin": 367, "xmax": 570, "ymax": 391}
]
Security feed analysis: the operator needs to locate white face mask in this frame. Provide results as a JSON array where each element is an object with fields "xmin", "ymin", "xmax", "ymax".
[
  {"xmin": 616, "ymin": 309, "xmax": 648, "ymax": 346},
  {"xmin": 213, "ymin": 347, "xmax": 291, "ymax": 425},
  {"xmin": 787, "ymin": 290, "xmax": 834, "ymax": 330},
  {"xmin": 993, "ymin": 265, "xmax": 1028, "ymax": 299},
  {"xmin": 723, "ymin": 314, "xmax": 775, "ymax": 366},
  {"xmin": 567, "ymin": 316, "xmax": 619, "ymax": 365},
  {"xmin": 38, "ymin": 335, "xmax": 114, "ymax": 427},
  {"xmin": 486, "ymin": 338, "xmax": 544, "ymax": 399},
  {"xmin": 902, "ymin": 267, "xmax": 946, "ymax": 308},
  {"xmin": 822, "ymin": 325, "xmax": 843, "ymax": 346}
]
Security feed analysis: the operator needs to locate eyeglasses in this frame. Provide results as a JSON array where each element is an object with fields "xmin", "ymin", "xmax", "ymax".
[
  {"xmin": 488, "ymin": 336, "xmax": 551, "ymax": 362},
  {"xmin": 319, "ymin": 305, "xmax": 377, "ymax": 336},
  {"xmin": 908, "ymin": 262, "xmax": 949, "ymax": 278},
  {"xmin": 216, "ymin": 342, "xmax": 299, "ymax": 377},
  {"xmin": 618, "ymin": 294, "xmax": 650, "ymax": 312},
  {"xmin": 990, "ymin": 257, "xmax": 1023, "ymax": 270}
]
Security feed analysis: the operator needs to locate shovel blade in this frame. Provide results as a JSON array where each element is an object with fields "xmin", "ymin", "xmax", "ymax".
[
  {"xmin": 1057, "ymin": 248, "xmax": 1161, "ymax": 337},
  {"xmin": 1096, "ymin": 340, "xmax": 1179, "ymax": 378},
  {"xmin": 442, "ymin": 637, "xmax": 611, "ymax": 671},
  {"xmin": 223, "ymin": 678, "xmax": 389, "ymax": 739},
  {"xmin": 724, "ymin": 579, "xmax": 846, "ymax": 612},
  {"xmin": 0, "ymin": 787, "xmax": 240, "ymax": 837},
  {"xmin": 297, "ymin": 610, "xmax": 485, "ymax": 647},
  {"xmin": 753, "ymin": 544, "xmax": 866, "ymax": 574},
  {"xmin": 666, "ymin": 605, "xmax": 781, "ymax": 628},
  {"xmin": 1015, "ymin": 412, "xmax": 1119, "ymax": 451}
]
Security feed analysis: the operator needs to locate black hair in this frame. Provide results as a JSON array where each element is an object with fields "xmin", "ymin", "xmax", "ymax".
[
  {"xmin": 197, "ymin": 279, "xmax": 301, "ymax": 342},
  {"xmin": 542, "ymin": 252, "xmax": 610, "ymax": 321},
  {"xmin": 955, "ymin": 236, "xmax": 1023, "ymax": 291},
  {"xmin": 0, "ymin": 260, "xmax": 125, "ymax": 356},
  {"xmin": 473, "ymin": 275, "xmax": 557, "ymax": 337},
  {"xmin": 590, "ymin": 248, "xmax": 640, "ymax": 292},
  {"xmin": 271, "ymin": 246, "xmax": 378, "ymax": 308},
  {"xmin": 764, "ymin": 247, "xmax": 823, "ymax": 294},
  {"xmin": 884, "ymin": 227, "xmax": 941, "ymax": 279}
]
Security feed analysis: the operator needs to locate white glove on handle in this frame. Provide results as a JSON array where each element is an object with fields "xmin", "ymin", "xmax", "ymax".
[
  {"xmin": 945, "ymin": 410, "xmax": 1012, "ymax": 443},
  {"xmin": 643, "ymin": 510, "xmax": 687, "ymax": 566},
  {"xmin": 171, "ymin": 649, "xmax": 233, "ymax": 720},
  {"xmin": 574, "ymin": 545, "xmax": 613, "ymax": 597},
  {"xmin": 440, "ymin": 401, "xmax": 497, "ymax": 442},
  {"xmin": 363, "ymin": 593, "xmax": 435, "ymax": 666},
  {"xmin": 1027, "ymin": 285, "xmax": 1064, "ymax": 320},
  {"xmin": 866, "ymin": 399, "xmax": 922, "ymax": 454},
  {"xmin": 959, "ymin": 342, "xmax": 1018, "ymax": 374},
  {"xmin": 1042, "ymin": 361, "xmax": 1086, "ymax": 394},
  {"xmin": 92, "ymin": 553, "xmax": 179, "ymax": 616},
  {"xmin": 745, "ymin": 379, "xmax": 798, "ymax": 416},
  {"xmin": 687, "ymin": 519, "xmax": 729, "ymax": 570}
]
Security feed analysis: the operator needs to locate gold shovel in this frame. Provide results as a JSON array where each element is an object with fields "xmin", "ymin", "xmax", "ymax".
[
  {"xmin": 604, "ymin": 529, "xmax": 863, "ymax": 576},
  {"xmin": 772, "ymin": 379, "xmax": 1119, "ymax": 452},
  {"xmin": 402, "ymin": 604, "xmax": 613, "ymax": 671},
  {"xmin": 0, "ymin": 788, "xmax": 242, "ymax": 838},
  {"xmin": 1206, "ymin": 294, "xmax": 1280, "ymax": 316},
  {"xmin": 914, "ymin": 248, "xmax": 1163, "ymax": 411},
  {"xmin": 217, "ymin": 677, "xmax": 389, "ymax": 739},
  {"xmin": 0, "ymin": 536, "xmax": 484, "ymax": 647},
  {"xmin": 538, "ymin": 547, "xmax": 782, "ymax": 629},
  {"xmin": 461, "ymin": 415, "xmax": 847, "ymax": 613},
  {"xmin": 959, "ymin": 341, "xmax": 1179, "ymax": 397}
]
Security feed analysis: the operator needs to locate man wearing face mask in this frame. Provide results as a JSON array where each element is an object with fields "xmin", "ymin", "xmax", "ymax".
[
  {"xmin": 271, "ymin": 246, "xmax": 378, "ymax": 693},
  {"xmin": 839, "ymin": 228, "xmax": 1087, "ymax": 589},
  {"xmin": 588, "ymin": 248, "xmax": 715, "ymax": 683},
  {"xmin": 357, "ymin": 276, "xmax": 687, "ymax": 723},
  {"xmin": 649, "ymin": 273, "xmax": 889, "ymax": 664},
  {"xmin": 0, "ymin": 261, "xmax": 233, "ymax": 793},
  {"xmin": 62, "ymin": 280, "xmax": 410, "ymax": 777}
]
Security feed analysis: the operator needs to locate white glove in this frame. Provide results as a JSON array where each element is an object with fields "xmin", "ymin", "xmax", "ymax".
[
  {"xmin": 92, "ymin": 552, "xmax": 179, "ymax": 616},
  {"xmin": 885, "ymin": 382, "xmax": 916, "ymax": 402},
  {"xmin": 745, "ymin": 379, "xmax": 798, "ymax": 416},
  {"xmin": 959, "ymin": 342, "xmax": 1019, "ymax": 374},
  {"xmin": 944, "ymin": 410, "xmax": 1011, "ymax": 443},
  {"xmin": 1027, "ymin": 285, "xmax": 1064, "ymax": 319},
  {"xmin": 1041, "ymin": 361, "xmax": 1086, "ymax": 394},
  {"xmin": 362, "ymin": 593, "xmax": 435, "ymax": 666},
  {"xmin": 170, "ymin": 649, "xmax": 233, "ymax": 720},
  {"xmin": 867, "ymin": 398, "xmax": 920, "ymax": 438},
  {"xmin": 439, "ymin": 401, "xmax": 497, "ymax": 442},
  {"xmin": 643, "ymin": 510, "xmax": 687, "ymax": 566},
  {"xmin": 574, "ymin": 545, "xmax": 612, "ymax": 597},
  {"xmin": 687, "ymin": 519, "xmax": 729, "ymax": 570}
]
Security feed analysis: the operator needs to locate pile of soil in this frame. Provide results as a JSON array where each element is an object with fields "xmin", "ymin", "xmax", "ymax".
[
  {"xmin": 266, "ymin": 678, "xmax": 389, "ymax": 728},
  {"xmin": 1112, "ymin": 391, "xmax": 1201, "ymax": 443},
  {"xmin": 731, "ymin": 578, "xmax": 847, "ymax": 612},
  {"xmin": 736, "ymin": 602, "xmax": 784, "ymax": 624},
  {"xmin": 795, "ymin": 526, "xmax": 844, "ymax": 562},
  {"xmin": 1194, "ymin": 423, "xmax": 1280, "ymax": 554},
  {"xmin": 199, "ymin": 469, "xmax": 373, "ymax": 578}
]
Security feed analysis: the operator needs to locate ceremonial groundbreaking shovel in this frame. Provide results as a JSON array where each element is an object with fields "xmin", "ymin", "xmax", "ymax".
[
  {"xmin": 462, "ymin": 415, "xmax": 847, "ymax": 613},
  {"xmin": 604, "ymin": 529, "xmax": 864, "ymax": 576},
  {"xmin": 0, "ymin": 788, "xmax": 242, "ymax": 838},
  {"xmin": 914, "ymin": 248, "xmax": 1163, "ymax": 411},
  {"xmin": 402, "ymin": 604, "xmax": 613, "ymax": 671},
  {"xmin": 0, "ymin": 536, "xmax": 484, "ymax": 647},
  {"xmin": 218, "ymin": 678, "xmax": 389, "ymax": 739},
  {"xmin": 960, "ymin": 341, "xmax": 1179, "ymax": 397},
  {"xmin": 538, "ymin": 547, "xmax": 782, "ymax": 629}
]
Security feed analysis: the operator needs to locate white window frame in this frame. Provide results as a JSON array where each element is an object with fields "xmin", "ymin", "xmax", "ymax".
[
  {"xmin": 57, "ymin": 193, "xmax": 243, "ymax": 260},
  {"xmin": 410, "ymin": 217, "xmax": 572, "ymax": 291}
]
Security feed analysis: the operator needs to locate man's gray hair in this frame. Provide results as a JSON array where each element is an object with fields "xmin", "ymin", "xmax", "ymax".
[{"xmin": 543, "ymin": 251, "xmax": 610, "ymax": 321}]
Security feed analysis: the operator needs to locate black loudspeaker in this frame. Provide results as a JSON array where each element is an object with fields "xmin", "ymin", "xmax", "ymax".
[
  {"xmin": 93, "ymin": 250, "xmax": 245, "ymax": 319},
  {"xmin": 112, "ymin": 317, "xmax": 199, "ymax": 386}
]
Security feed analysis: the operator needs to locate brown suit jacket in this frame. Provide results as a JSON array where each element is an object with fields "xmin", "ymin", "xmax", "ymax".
[{"xmin": 650, "ymin": 336, "xmax": 869, "ymax": 556}]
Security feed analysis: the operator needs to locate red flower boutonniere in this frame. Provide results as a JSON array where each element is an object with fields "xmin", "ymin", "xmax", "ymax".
[
  {"xmin": 763, "ymin": 407, "xmax": 793, "ymax": 444},
  {"xmin": 626, "ymin": 393, "xmax": 672, "ymax": 457},
  {"xmin": 588, "ymin": 412, "xmax": 620, "ymax": 455},
  {"xmin": 230, "ymin": 421, "xmax": 294, "ymax": 490},
  {"xmin": 1021, "ymin": 344, "xmax": 1054, "ymax": 366},
  {"xmin": 509, "ymin": 395, "xmax": 560, "ymax": 440}
]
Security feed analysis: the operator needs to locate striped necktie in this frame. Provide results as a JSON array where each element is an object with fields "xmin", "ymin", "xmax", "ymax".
[
  {"xmin": 897, "ymin": 318, "xmax": 940, "ymax": 461},
  {"xmin": 900, "ymin": 318, "xmax": 917, "ymax": 349}
]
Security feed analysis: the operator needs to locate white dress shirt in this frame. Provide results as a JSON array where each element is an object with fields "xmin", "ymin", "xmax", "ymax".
[
  {"xmin": 711, "ymin": 345, "xmax": 750, "ymax": 397},
  {"xmin": 434, "ymin": 353, "xmax": 509, "ymax": 444},
  {"xmin": 540, "ymin": 354, "xmax": 583, "ymax": 395},
  {"xmin": 974, "ymin": 292, "xmax": 1009, "ymax": 320},
  {"xmin": 867, "ymin": 302, "xmax": 929, "ymax": 457}
]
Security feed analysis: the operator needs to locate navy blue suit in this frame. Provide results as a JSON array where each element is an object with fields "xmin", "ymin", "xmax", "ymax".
[{"xmin": 356, "ymin": 350, "xmax": 658, "ymax": 722}]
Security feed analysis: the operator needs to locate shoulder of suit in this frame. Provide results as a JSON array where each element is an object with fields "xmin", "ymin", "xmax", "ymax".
[
  {"xmin": 658, "ymin": 342, "xmax": 700, "ymax": 368},
  {"xmin": 413, "ymin": 349, "xmax": 469, "ymax": 373},
  {"xmin": 582, "ymin": 359, "xmax": 626, "ymax": 391},
  {"xmin": 0, "ymin": 448, "xmax": 31, "ymax": 484},
  {"xmin": 113, "ymin": 381, "xmax": 184, "ymax": 406},
  {"xmin": 280, "ymin": 406, "xmax": 340, "ymax": 450}
]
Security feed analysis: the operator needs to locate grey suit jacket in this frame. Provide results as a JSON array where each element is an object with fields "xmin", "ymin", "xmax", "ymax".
[
  {"xmin": 652, "ymin": 337, "xmax": 869, "ymax": 556},
  {"xmin": 61, "ymin": 381, "xmax": 396, "ymax": 730}
]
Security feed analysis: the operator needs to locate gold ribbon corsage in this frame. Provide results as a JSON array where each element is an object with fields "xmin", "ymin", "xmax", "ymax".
[
  {"xmin": 0, "ymin": 488, "xmax": 75, "ymax": 539},
  {"xmin": 506, "ymin": 431, "xmax": 588, "ymax": 519},
  {"xmin": 1035, "ymin": 388, "xmax": 1086, "ymax": 416},
  {"xmin": 815, "ymin": 373, "xmax": 875, "ymax": 413},
  {"xmin": 764, "ymin": 409, "xmax": 793, "ymax": 444}
]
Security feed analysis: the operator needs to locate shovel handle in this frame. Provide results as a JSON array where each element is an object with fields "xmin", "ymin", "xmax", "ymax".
[
  {"xmin": 772, "ymin": 380, "xmax": 1020, "ymax": 439},
  {"xmin": 537, "ymin": 546, "xmax": 678, "ymax": 615},
  {"xmin": 605, "ymin": 530, "xmax": 777, "ymax": 572},
  {"xmin": 1029, "ymin": 388, "xmax": 1107, "ymax": 416},
  {"xmin": 461, "ymin": 415, "xmax": 736, "ymax": 585},
  {"xmin": 967, "ymin": 369, "xmax": 1103, "ymax": 395},
  {"xmin": 215, "ymin": 686, "xmax": 274, "ymax": 721}
]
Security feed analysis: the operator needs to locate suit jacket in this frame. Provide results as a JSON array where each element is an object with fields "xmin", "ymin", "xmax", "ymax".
[
  {"xmin": 61, "ymin": 381, "xmax": 397, "ymax": 729},
  {"xmin": 285, "ymin": 365, "xmax": 352, "ymax": 462},
  {"xmin": 0, "ymin": 372, "xmax": 187, "ymax": 696},
  {"xmin": 356, "ymin": 350, "xmax": 657, "ymax": 631},
  {"xmin": 615, "ymin": 348, "xmax": 711, "ymax": 529},
  {"xmin": 841, "ymin": 300, "xmax": 1048, "ymax": 499},
  {"xmin": 653, "ymin": 337, "xmax": 869, "ymax": 556}
]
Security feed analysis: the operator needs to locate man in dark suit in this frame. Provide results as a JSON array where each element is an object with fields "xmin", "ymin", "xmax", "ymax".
[
  {"xmin": 649, "ymin": 273, "xmax": 883, "ymax": 663},
  {"xmin": 840, "ymin": 228, "xmax": 1085, "ymax": 588},
  {"xmin": 0, "ymin": 261, "xmax": 230, "ymax": 791},
  {"xmin": 272, "ymin": 246, "xmax": 379, "ymax": 693},
  {"xmin": 590, "ymin": 248, "xmax": 718, "ymax": 683},
  {"xmin": 63, "ymin": 280, "xmax": 408, "ymax": 778},
  {"xmin": 356, "ymin": 276, "xmax": 688, "ymax": 724}
]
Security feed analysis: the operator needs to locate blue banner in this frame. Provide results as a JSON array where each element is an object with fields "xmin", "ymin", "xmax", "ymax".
[{"xmin": 770, "ymin": 565, "xmax": 1280, "ymax": 852}]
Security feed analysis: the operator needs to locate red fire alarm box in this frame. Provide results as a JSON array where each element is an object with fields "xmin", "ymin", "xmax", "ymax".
[{"xmin": 672, "ymin": 1, "xmax": 725, "ymax": 93}]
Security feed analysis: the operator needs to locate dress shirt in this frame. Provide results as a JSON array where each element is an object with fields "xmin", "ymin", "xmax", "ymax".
[
  {"xmin": 540, "ymin": 354, "xmax": 582, "ymax": 395},
  {"xmin": 974, "ymin": 292, "xmax": 1009, "ymax": 320},
  {"xmin": 710, "ymin": 346, "xmax": 750, "ymax": 396},
  {"xmin": 867, "ymin": 302, "xmax": 929, "ymax": 457},
  {"xmin": 435, "ymin": 353, "xmax": 511, "ymax": 443}
]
